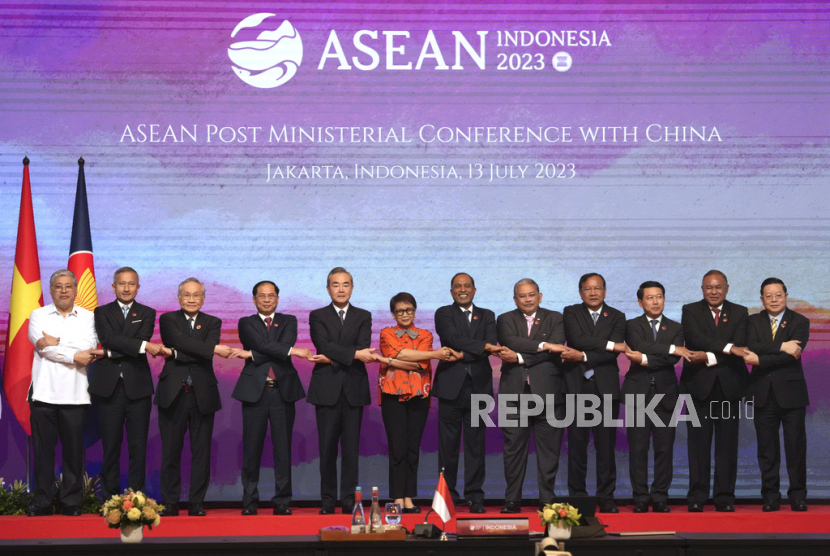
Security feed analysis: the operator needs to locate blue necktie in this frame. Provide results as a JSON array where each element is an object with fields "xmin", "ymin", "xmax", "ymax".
[{"xmin": 651, "ymin": 319, "xmax": 659, "ymax": 341}]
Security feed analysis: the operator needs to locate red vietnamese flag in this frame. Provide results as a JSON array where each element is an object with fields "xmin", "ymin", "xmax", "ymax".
[
  {"xmin": 2, "ymin": 157, "xmax": 44, "ymax": 435},
  {"xmin": 67, "ymin": 157, "xmax": 98, "ymax": 311},
  {"xmin": 431, "ymin": 470, "xmax": 456, "ymax": 523}
]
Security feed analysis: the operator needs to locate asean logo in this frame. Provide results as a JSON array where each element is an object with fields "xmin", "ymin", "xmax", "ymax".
[{"xmin": 228, "ymin": 14, "xmax": 303, "ymax": 89}]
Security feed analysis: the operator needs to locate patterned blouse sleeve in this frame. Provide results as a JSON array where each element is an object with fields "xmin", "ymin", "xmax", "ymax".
[
  {"xmin": 414, "ymin": 329, "xmax": 434, "ymax": 372},
  {"xmin": 380, "ymin": 327, "xmax": 403, "ymax": 358}
]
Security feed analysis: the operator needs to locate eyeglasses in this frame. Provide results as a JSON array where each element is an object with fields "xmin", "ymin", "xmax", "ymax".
[
  {"xmin": 763, "ymin": 293, "xmax": 786, "ymax": 300},
  {"xmin": 394, "ymin": 308, "xmax": 415, "ymax": 316},
  {"xmin": 180, "ymin": 293, "xmax": 203, "ymax": 300}
]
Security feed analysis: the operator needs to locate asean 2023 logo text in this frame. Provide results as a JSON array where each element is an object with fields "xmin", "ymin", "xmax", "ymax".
[{"xmin": 228, "ymin": 14, "xmax": 303, "ymax": 89}]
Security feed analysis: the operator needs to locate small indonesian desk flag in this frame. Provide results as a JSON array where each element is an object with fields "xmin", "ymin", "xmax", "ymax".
[{"xmin": 431, "ymin": 470, "xmax": 456, "ymax": 523}]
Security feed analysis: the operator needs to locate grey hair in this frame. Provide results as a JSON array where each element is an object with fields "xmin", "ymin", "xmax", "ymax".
[
  {"xmin": 49, "ymin": 269, "xmax": 77, "ymax": 288},
  {"xmin": 513, "ymin": 278, "xmax": 539, "ymax": 296},
  {"xmin": 178, "ymin": 277, "xmax": 205, "ymax": 296},
  {"xmin": 327, "ymin": 267, "xmax": 353, "ymax": 287},
  {"xmin": 113, "ymin": 266, "xmax": 139, "ymax": 284}
]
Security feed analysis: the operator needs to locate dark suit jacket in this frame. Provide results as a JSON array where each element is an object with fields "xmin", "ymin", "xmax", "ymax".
[
  {"xmin": 563, "ymin": 303, "xmax": 626, "ymax": 398},
  {"xmin": 746, "ymin": 308, "xmax": 809, "ymax": 408},
  {"xmin": 89, "ymin": 300, "xmax": 155, "ymax": 399},
  {"xmin": 232, "ymin": 313, "xmax": 306, "ymax": 404},
  {"xmin": 497, "ymin": 308, "xmax": 567, "ymax": 398},
  {"xmin": 306, "ymin": 304, "xmax": 372, "ymax": 407},
  {"xmin": 154, "ymin": 309, "xmax": 222, "ymax": 415},
  {"xmin": 679, "ymin": 299, "xmax": 749, "ymax": 401},
  {"xmin": 432, "ymin": 303, "xmax": 496, "ymax": 400},
  {"xmin": 622, "ymin": 314, "xmax": 684, "ymax": 411}
]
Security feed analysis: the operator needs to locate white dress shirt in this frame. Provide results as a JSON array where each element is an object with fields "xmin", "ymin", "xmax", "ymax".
[
  {"xmin": 639, "ymin": 314, "xmax": 677, "ymax": 367},
  {"xmin": 706, "ymin": 304, "xmax": 733, "ymax": 367},
  {"xmin": 28, "ymin": 303, "xmax": 98, "ymax": 405}
]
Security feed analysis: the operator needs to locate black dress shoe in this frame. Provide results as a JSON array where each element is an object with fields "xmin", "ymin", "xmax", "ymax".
[
  {"xmin": 160, "ymin": 506, "xmax": 179, "ymax": 517},
  {"xmin": 319, "ymin": 506, "xmax": 335, "ymax": 515},
  {"xmin": 341, "ymin": 504, "xmax": 355, "ymax": 515},
  {"xmin": 652, "ymin": 502, "xmax": 671, "ymax": 513},
  {"xmin": 61, "ymin": 506, "xmax": 82, "ymax": 516},
  {"xmin": 687, "ymin": 502, "xmax": 704, "ymax": 513},
  {"xmin": 188, "ymin": 504, "xmax": 206, "ymax": 516},
  {"xmin": 456, "ymin": 498, "xmax": 472, "ymax": 507},
  {"xmin": 402, "ymin": 506, "xmax": 421, "ymax": 513},
  {"xmin": 716, "ymin": 504, "xmax": 735, "ymax": 513},
  {"xmin": 470, "ymin": 503, "xmax": 486, "ymax": 514},
  {"xmin": 241, "ymin": 505, "xmax": 258, "ymax": 516},
  {"xmin": 273, "ymin": 505, "xmax": 292, "ymax": 516},
  {"xmin": 500, "ymin": 502, "xmax": 521, "ymax": 514},
  {"xmin": 598, "ymin": 501, "xmax": 619, "ymax": 514},
  {"xmin": 791, "ymin": 501, "xmax": 808, "ymax": 512},
  {"xmin": 27, "ymin": 506, "xmax": 53, "ymax": 517},
  {"xmin": 633, "ymin": 502, "xmax": 649, "ymax": 513},
  {"xmin": 762, "ymin": 502, "xmax": 780, "ymax": 512}
]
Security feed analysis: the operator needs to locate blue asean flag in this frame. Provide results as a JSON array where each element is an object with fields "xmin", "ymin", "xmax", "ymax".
[{"xmin": 68, "ymin": 157, "xmax": 101, "ymax": 449}]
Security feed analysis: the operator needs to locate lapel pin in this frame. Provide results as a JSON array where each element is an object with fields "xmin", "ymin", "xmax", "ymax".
[
  {"xmin": 781, "ymin": 322, "xmax": 787, "ymax": 328},
  {"xmin": 473, "ymin": 315, "xmax": 479, "ymax": 320},
  {"xmin": 196, "ymin": 324, "xmax": 202, "ymax": 329},
  {"xmin": 603, "ymin": 312, "xmax": 608, "ymax": 317},
  {"xmin": 662, "ymin": 326, "xmax": 667, "ymax": 330},
  {"xmin": 535, "ymin": 319, "xmax": 541, "ymax": 324},
  {"xmin": 132, "ymin": 312, "xmax": 137, "ymax": 317},
  {"xmin": 722, "ymin": 318, "xmax": 728, "ymax": 322}
]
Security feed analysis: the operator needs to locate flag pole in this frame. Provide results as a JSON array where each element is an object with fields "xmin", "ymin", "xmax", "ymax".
[{"xmin": 26, "ymin": 436, "xmax": 31, "ymax": 491}]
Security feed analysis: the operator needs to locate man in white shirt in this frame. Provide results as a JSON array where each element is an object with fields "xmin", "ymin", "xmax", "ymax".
[{"xmin": 27, "ymin": 269, "xmax": 102, "ymax": 516}]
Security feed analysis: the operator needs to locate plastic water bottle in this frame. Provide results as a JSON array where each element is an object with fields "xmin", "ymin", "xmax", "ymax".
[
  {"xmin": 350, "ymin": 487, "xmax": 366, "ymax": 534},
  {"xmin": 370, "ymin": 486, "xmax": 385, "ymax": 533}
]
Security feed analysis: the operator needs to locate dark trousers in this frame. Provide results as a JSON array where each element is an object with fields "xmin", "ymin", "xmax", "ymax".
[
  {"xmin": 30, "ymin": 401, "xmax": 88, "ymax": 509},
  {"xmin": 502, "ymin": 384, "xmax": 565, "ymax": 505},
  {"xmin": 315, "ymin": 395, "xmax": 364, "ymax": 508},
  {"xmin": 94, "ymin": 379, "xmax": 152, "ymax": 499},
  {"xmin": 627, "ymin": 386, "xmax": 675, "ymax": 504},
  {"xmin": 437, "ymin": 375, "xmax": 486, "ymax": 504},
  {"xmin": 158, "ymin": 389, "xmax": 215, "ymax": 507},
  {"xmin": 568, "ymin": 377, "xmax": 619, "ymax": 503},
  {"xmin": 241, "ymin": 385, "xmax": 296, "ymax": 507},
  {"xmin": 754, "ymin": 388, "xmax": 807, "ymax": 504},
  {"xmin": 381, "ymin": 393, "xmax": 430, "ymax": 499},
  {"xmin": 686, "ymin": 379, "xmax": 739, "ymax": 506}
]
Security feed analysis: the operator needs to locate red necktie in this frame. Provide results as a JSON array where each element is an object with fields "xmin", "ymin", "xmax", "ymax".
[
  {"xmin": 712, "ymin": 308, "xmax": 720, "ymax": 326},
  {"xmin": 265, "ymin": 317, "xmax": 276, "ymax": 379}
]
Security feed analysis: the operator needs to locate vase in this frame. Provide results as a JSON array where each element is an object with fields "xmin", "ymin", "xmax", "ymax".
[
  {"xmin": 120, "ymin": 523, "xmax": 143, "ymax": 543},
  {"xmin": 546, "ymin": 521, "xmax": 572, "ymax": 541}
]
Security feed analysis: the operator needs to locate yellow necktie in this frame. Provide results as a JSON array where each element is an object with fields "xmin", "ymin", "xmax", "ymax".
[{"xmin": 771, "ymin": 317, "xmax": 778, "ymax": 340}]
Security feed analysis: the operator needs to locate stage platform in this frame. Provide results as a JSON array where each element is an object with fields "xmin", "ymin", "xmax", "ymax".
[{"xmin": 2, "ymin": 505, "xmax": 829, "ymax": 556}]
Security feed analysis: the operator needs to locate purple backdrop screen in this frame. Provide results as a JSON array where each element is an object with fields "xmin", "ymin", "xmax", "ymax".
[{"xmin": 1, "ymin": 1, "xmax": 829, "ymax": 502}]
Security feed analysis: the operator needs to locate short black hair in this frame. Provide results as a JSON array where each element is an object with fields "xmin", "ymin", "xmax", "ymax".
[
  {"xmin": 451, "ymin": 272, "xmax": 475, "ymax": 288},
  {"xmin": 637, "ymin": 281, "xmax": 665, "ymax": 300},
  {"xmin": 579, "ymin": 272, "xmax": 606, "ymax": 289},
  {"xmin": 390, "ymin": 292, "xmax": 417, "ymax": 313},
  {"xmin": 252, "ymin": 280, "xmax": 279, "ymax": 296},
  {"xmin": 703, "ymin": 269, "xmax": 728, "ymax": 284},
  {"xmin": 760, "ymin": 277, "xmax": 787, "ymax": 295}
]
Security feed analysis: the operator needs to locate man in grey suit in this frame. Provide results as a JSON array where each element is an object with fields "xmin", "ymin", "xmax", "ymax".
[{"xmin": 496, "ymin": 278, "xmax": 568, "ymax": 513}]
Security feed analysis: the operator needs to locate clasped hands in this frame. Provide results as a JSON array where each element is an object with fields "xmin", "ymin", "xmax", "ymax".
[{"xmin": 36, "ymin": 332, "xmax": 105, "ymax": 366}]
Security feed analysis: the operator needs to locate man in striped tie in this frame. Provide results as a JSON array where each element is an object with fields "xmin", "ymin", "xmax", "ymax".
[{"xmin": 742, "ymin": 278, "xmax": 810, "ymax": 512}]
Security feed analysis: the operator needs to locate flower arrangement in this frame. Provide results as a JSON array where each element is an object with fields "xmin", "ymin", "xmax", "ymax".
[
  {"xmin": 538, "ymin": 502, "xmax": 582, "ymax": 528},
  {"xmin": 101, "ymin": 489, "xmax": 164, "ymax": 530}
]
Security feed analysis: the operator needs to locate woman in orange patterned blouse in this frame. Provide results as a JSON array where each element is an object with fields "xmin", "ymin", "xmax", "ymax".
[{"xmin": 374, "ymin": 292, "xmax": 460, "ymax": 513}]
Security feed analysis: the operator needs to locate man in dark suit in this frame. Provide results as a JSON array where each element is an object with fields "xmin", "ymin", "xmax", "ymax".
[
  {"xmin": 622, "ymin": 281, "xmax": 690, "ymax": 513},
  {"xmin": 743, "ymin": 278, "xmax": 809, "ymax": 512},
  {"xmin": 496, "ymin": 278, "xmax": 568, "ymax": 513},
  {"xmin": 155, "ymin": 277, "xmax": 232, "ymax": 516},
  {"xmin": 562, "ymin": 272, "xmax": 627, "ymax": 513},
  {"xmin": 90, "ymin": 267, "xmax": 164, "ymax": 500},
  {"xmin": 306, "ymin": 267, "xmax": 375, "ymax": 514},
  {"xmin": 680, "ymin": 270, "xmax": 749, "ymax": 512},
  {"xmin": 432, "ymin": 272, "xmax": 499, "ymax": 514},
  {"xmin": 231, "ymin": 280, "xmax": 310, "ymax": 516}
]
